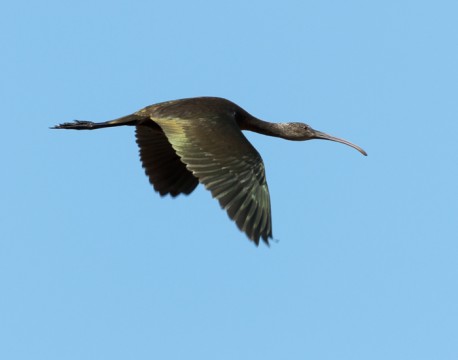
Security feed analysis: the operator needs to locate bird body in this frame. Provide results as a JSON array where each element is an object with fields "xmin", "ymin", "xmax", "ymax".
[{"xmin": 53, "ymin": 97, "xmax": 366, "ymax": 245}]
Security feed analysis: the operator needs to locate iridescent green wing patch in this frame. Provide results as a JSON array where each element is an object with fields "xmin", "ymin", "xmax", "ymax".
[{"xmin": 153, "ymin": 115, "xmax": 272, "ymax": 245}]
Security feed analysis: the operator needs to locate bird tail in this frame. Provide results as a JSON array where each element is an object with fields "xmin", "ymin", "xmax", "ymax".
[{"xmin": 50, "ymin": 114, "xmax": 142, "ymax": 130}]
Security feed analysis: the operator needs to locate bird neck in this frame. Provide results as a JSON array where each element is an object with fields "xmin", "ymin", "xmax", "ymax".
[{"xmin": 242, "ymin": 116, "xmax": 289, "ymax": 139}]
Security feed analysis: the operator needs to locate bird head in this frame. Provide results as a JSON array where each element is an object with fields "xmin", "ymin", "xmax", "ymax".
[{"xmin": 283, "ymin": 122, "xmax": 367, "ymax": 156}]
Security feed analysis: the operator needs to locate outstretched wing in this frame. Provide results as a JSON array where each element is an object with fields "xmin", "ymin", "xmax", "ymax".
[
  {"xmin": 135, "ymin": 124, "xmax": 199, "ymax": 197},
  {"xmin": 152, "ymin": 115, "xmax": 272, "ymax": 245}
]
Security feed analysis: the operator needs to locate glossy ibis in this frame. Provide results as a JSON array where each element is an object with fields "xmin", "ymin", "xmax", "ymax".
[{"xmin": 52, "ymin": 97, "xmax": 366, "ymax": 245}]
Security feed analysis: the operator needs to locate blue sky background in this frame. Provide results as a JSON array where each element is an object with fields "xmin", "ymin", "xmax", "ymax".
[{"xmin": 1, "ymin": 0, "xmax": 457, "ymax": 359}]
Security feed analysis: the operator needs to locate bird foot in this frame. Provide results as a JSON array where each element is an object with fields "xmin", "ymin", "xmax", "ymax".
[{"xmin": 50, "ymin": 120, "xmax": 95, "ymax": 130}]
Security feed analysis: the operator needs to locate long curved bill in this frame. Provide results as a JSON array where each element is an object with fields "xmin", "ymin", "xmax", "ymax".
[{"xmin": 313, "ymin": 130, "xmax": 367, "ymax": 156}]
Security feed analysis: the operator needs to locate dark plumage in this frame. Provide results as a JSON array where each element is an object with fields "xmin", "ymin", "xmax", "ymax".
[{"xmin": 52, "ymin": 97, "xmax": 366, "ymax": 245}]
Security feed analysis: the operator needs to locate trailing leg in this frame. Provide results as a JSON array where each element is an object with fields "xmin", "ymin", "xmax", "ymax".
[{"xmin": 51, "ymin": 114, "xmax": 141, "ymax": 130}]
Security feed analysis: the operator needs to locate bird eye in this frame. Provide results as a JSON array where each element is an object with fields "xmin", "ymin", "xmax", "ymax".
[{"xmin": 233, "ymin": 111, "xmax": 244, "ymax": 122}]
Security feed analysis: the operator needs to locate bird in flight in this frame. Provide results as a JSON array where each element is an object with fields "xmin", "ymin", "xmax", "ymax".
[{"xmin": 52, "ymin": 97, "xmax": 366, "ymax": 245}]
